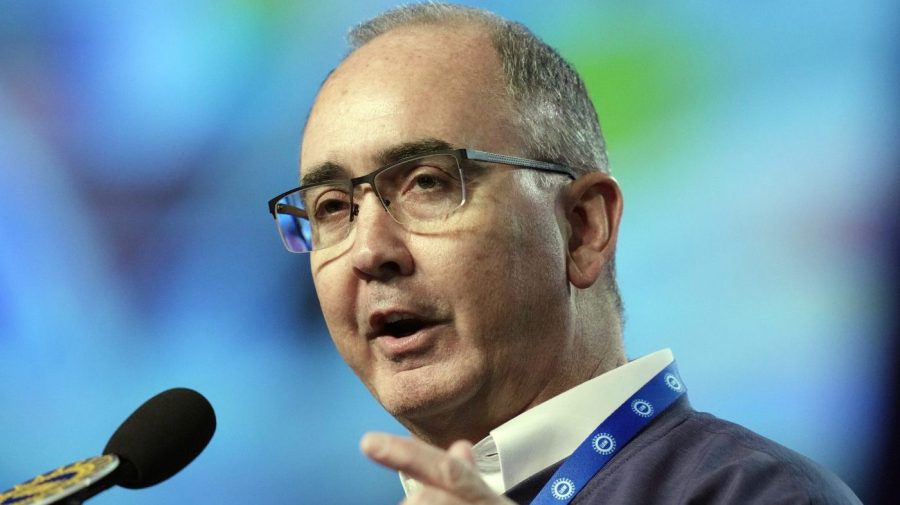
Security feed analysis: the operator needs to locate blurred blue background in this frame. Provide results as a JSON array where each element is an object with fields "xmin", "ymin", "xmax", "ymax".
[{"xmin": 1, "ymin": 1, "xmax": 896, "ymax": 503}]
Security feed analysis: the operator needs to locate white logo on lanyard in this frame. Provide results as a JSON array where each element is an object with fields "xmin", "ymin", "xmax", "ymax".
[
  {"xmin": 664, "ymin": 373, "xmax": 684, "ymax": 392},
  {"xmin": 591, "ymin": 433, "xmax": 617, "ymax": 455},
  {"xmin": 631, "ymin": 399, "xmax": 654, "ymax": 417},
  {"xmin": 550, "ymin": 478, "xmax": 576, "ymax": 500},
  {"xmin": 531, "ymin": 365, "xmax": 686, "ymax": 504}
]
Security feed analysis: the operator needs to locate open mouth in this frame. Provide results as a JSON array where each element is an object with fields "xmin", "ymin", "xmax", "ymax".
[
  {"xmin": 368, "ymin": 311, "xmax": 444, "ymax": 358},
  {"xmin": 369, "ymin": 310, "xmax": 443, "ymax": 341},
  {"xmin": 381, "ymin": 316, "xmax": 432, "ymax": 338}
]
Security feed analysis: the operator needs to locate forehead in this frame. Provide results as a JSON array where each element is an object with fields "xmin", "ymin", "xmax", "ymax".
[{"xmin": 300, "ymin": 24, "xmax": 523, "ymax": 177}]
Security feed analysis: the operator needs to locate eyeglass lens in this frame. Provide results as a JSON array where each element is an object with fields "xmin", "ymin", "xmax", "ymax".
[{"xmin": 274, "ymin": 154, "xmax": 465, "ymax": 252}]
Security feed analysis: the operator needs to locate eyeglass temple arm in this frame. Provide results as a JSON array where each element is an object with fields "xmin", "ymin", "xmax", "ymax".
[
  {"xmin": 273, "ymin": 203, "xmax": 308, "ymax": 219},
  {"xmin": 463, "ymin": 150, "xmax": 577, "ymax": 179}
]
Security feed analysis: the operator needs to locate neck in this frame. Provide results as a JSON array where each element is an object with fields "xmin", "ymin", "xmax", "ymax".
[{"xmin": 401, "ymin": 332, "xmax": 627, "ymax": 449}]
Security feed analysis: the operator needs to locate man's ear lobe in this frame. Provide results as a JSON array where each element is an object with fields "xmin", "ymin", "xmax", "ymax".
[{"xmin": 565, "ymin": 173, "xmax": 623, "ymax": 289}]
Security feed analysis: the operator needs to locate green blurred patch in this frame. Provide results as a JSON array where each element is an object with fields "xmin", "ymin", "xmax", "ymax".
[
  {"xmin": 227, "ymin": 0, "xmax": 328, "ymax": 32},
  {"xmin": 562, "ymin": 30, "xmax": 715, "ymax": 172}
]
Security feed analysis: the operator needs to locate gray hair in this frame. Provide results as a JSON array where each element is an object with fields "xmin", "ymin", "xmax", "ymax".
[{"xmin": 348, "ymin": 3, "xmax": 609, "ymax": 176}]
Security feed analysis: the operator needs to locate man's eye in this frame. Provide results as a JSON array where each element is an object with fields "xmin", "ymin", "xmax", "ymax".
[
  {"xmin": 313, "ymin": 193, "xmax": 351, "ymax": 220},
  {"xmin": 404, "ymin": 167, "xmax": 452, "ymax": 193},
  {"xmin": 413, "ymin": 173, "xmax": 439, "ymax": 190},
  {"xmin": 321, "ymin": 199, "xmax": 349, "ymax": 214}
]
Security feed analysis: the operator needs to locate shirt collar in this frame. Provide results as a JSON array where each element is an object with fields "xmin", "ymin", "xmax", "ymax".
[{"xmin": 400, "ymin": 349, "xmax": 675, "ymax": 496}]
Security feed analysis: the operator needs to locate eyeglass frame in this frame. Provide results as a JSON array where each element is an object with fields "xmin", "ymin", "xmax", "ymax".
[{"xmin": 267, "ymin": 148, "xmax": 579, "ymax": 251}]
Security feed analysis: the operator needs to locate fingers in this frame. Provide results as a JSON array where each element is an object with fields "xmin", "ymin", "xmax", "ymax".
[
  {"xmin": 360, "ymin": 433, "xmax": 488, "ymax": 501},
  {"xmin": 447, "ymin": 439, "xmax": 476, "ymax": 466}
]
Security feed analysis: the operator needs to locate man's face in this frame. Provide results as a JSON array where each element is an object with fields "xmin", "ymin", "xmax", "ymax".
[{"xmin": 301, "ymin": 26, "xmax": 576, "ymax": 433}]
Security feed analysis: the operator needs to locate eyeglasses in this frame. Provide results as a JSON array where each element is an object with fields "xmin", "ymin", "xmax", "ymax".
[{"xmin": 267, "ymin": 148, "xmax": 577, "ymax": 253}]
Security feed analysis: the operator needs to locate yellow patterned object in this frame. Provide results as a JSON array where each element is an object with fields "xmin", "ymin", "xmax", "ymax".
[{"xmin": 0, "ymin": 454, "xmax": 119, "ymax": 505}]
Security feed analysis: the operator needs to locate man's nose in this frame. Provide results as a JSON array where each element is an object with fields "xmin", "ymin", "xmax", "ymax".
[{"xmin": 349, "ymin": 190, "xmax": 414, "ymax": 282}]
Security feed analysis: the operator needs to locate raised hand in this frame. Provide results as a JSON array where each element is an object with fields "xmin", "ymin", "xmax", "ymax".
[{"xmin": 361, "ymin": 432, "xmax": 517, "ymax": 505}]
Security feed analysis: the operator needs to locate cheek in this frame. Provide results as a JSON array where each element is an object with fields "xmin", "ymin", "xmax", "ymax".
[
  {"xmin": 311, "ymin": 258, "xmax": 367, "ymax": 364},
  {"xmin": 480, "ymin": 192, "xmax": 567, "ymax": 286},
  {"xmin": 429, "ymin": 196, "xmax": 568, "ymax": 340},
  {"xmin": 311, "ymin": 252, "xmax": 356, "ymax": 322},
  {"xmin": 311, "ymin": 264, "xmax": 340, "ymax": 326}
]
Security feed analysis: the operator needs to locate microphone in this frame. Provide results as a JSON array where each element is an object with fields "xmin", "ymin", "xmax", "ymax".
[{"xmin": 0, "ymin": 388, "xmax": 216, "ymax": 505}]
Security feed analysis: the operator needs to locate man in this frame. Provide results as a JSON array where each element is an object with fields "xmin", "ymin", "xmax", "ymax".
[{"xmin": 268, "ymin": 3, "xmax": 861, "ymax": 504}]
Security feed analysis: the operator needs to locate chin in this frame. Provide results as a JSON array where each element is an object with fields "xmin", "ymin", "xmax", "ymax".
[{"xmin": 374, "ymin": 363, "xmax": 480, "ymax": 421}]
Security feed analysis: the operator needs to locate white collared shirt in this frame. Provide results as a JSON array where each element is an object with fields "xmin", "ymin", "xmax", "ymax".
[{"xmin": 400, "ymin": 349, "xmax": 675, "ymax": 496}]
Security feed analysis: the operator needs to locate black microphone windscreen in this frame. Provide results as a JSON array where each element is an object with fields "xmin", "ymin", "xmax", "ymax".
[{"xmin": 103, "ymin": 388, "xmax": 216, "ymax": 489}]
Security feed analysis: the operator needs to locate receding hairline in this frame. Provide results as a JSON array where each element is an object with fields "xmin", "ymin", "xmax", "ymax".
[
  {"xmin": 303, "ymin": 21, "xmax": 518, "ymax": 157},
  {"xmin": 347, "ymin": 4, "xmax": 507, "ymax": 50},
  {"xmin": 340, "ymin": 3, "xmax": 609, "ymax": 175},
  {"xmin": 335, "ymin": 21, "xmax": 503, "ymax": 83}
]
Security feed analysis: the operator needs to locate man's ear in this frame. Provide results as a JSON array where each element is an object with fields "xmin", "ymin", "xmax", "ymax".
[{"xmin": 564, "ymin": 172, "xmax": 623, "ymax": 289}]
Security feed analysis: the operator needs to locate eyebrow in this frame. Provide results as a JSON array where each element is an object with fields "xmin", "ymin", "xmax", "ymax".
[
  {"xmin": 376, "ymin": 138, "xmax": 454, "ymax": 167},
  {"xmin": 300, "ymin": 161, "xmax": 346, "ymax": 187},
  {"xmin": 300, "ymin": 138, "xmax": 456, "ymax": 187}
]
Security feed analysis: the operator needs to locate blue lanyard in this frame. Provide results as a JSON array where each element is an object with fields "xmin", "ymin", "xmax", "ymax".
[{"xmin": 529, "ymin": 362, "xmax": 686, "ymax": 504}]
